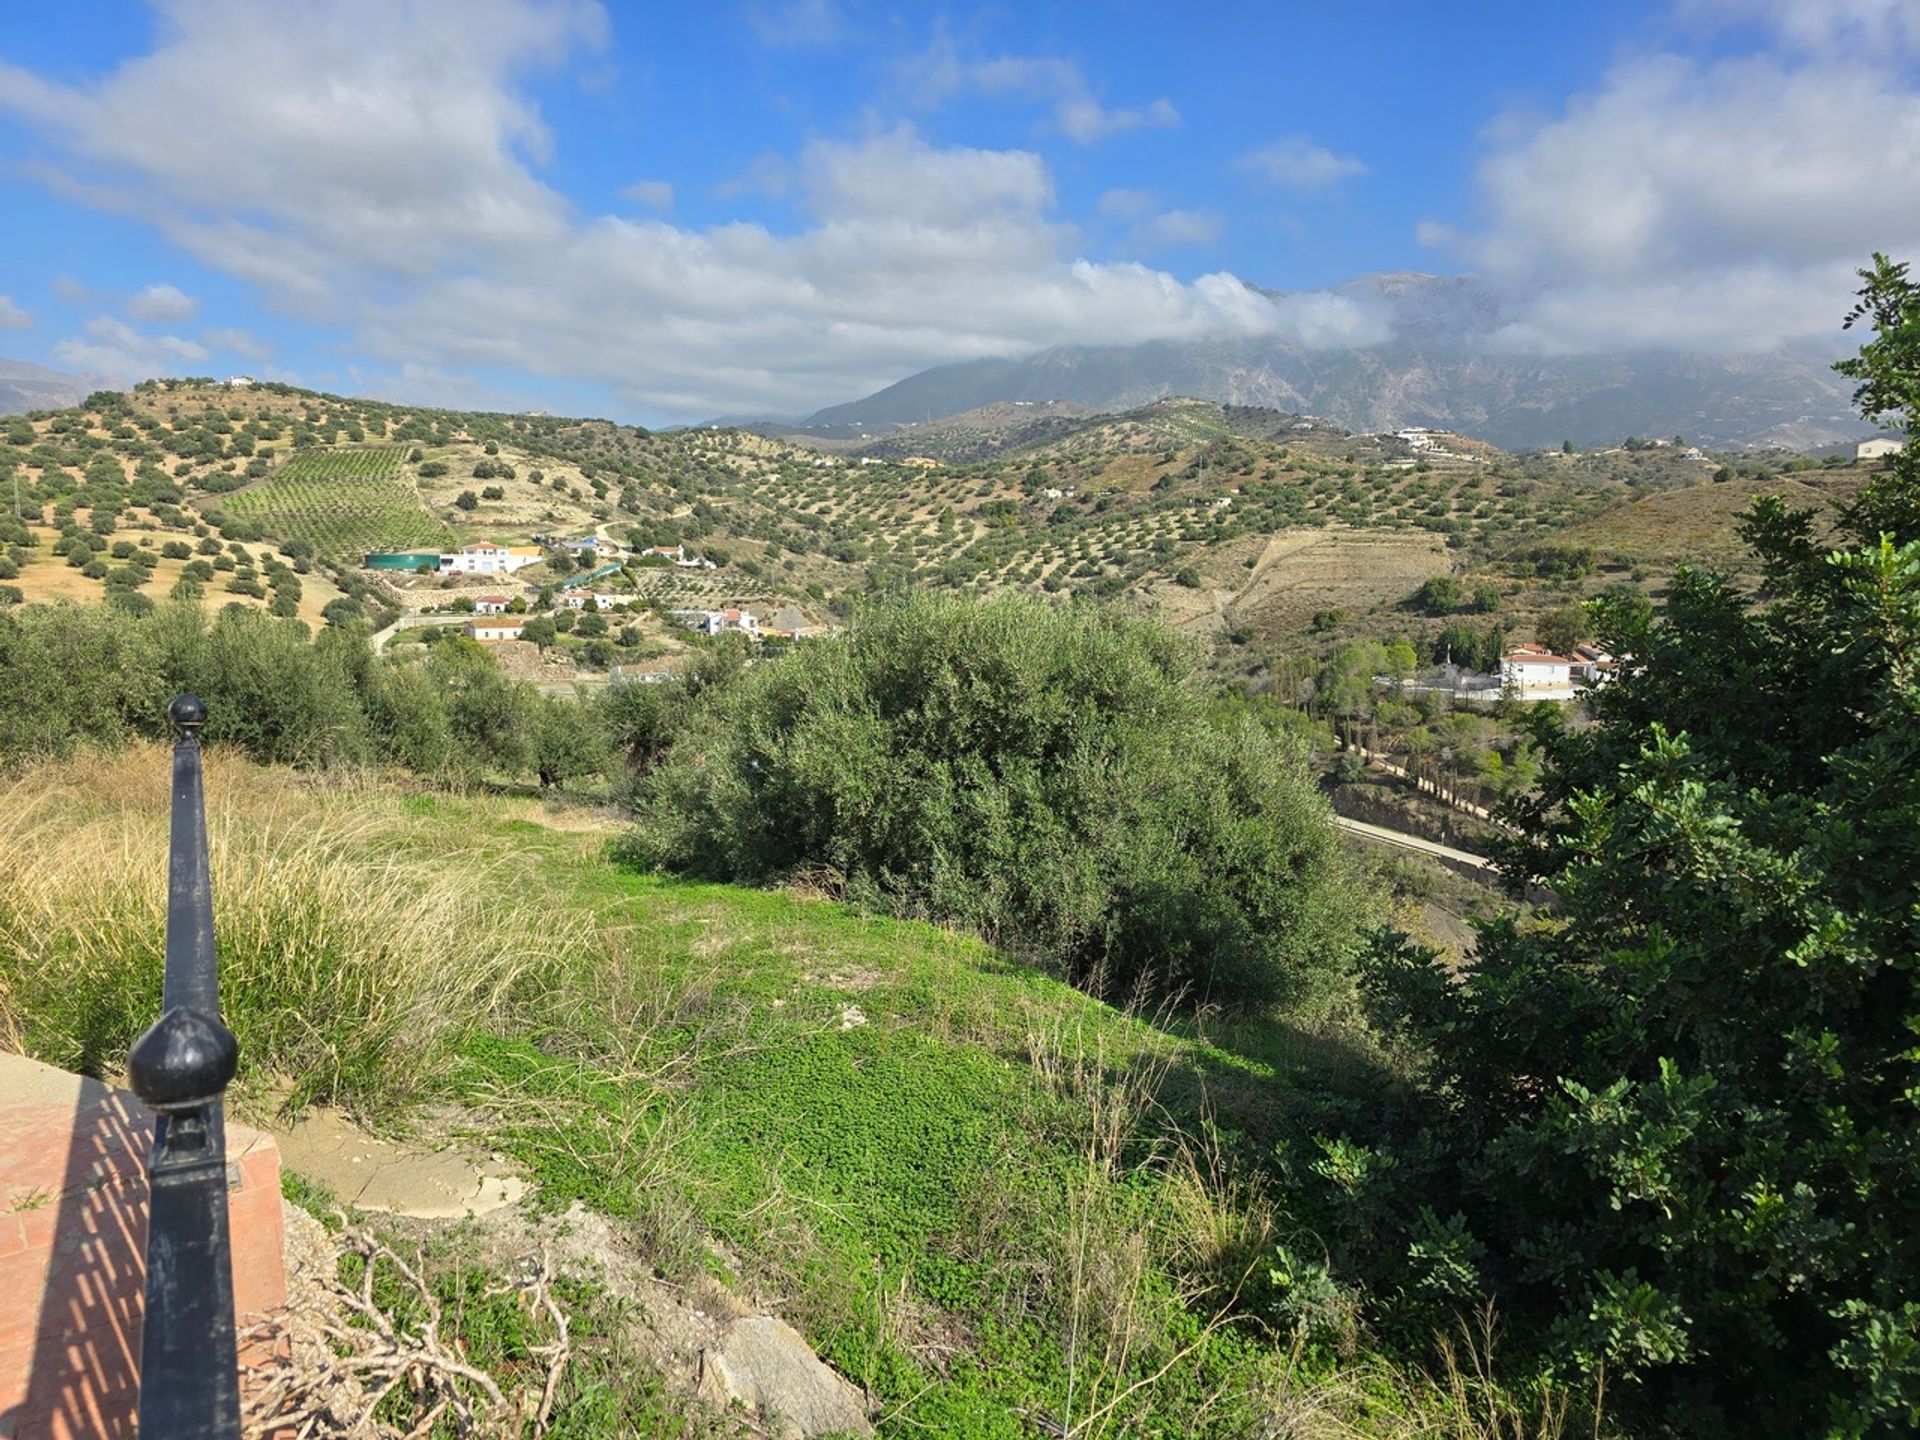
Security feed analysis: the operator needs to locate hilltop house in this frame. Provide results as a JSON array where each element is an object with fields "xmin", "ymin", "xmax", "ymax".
[
  {"xmin": 466, "ymin": 618, "xmax": 524, "ymax": 642},
  {"xmin": 1858, "ymin": 437, "xmax": 1906, "ymax": 460},
  {"xmin": 223, "ymin": 375, "xmax": 255, "ymax": 389},
  {"xmin": 1501, "ymin": 643, "xmax": 1578, "ymax": 701}
]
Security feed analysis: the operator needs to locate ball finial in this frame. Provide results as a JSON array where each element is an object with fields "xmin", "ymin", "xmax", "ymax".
[
  {"xmin": 168, "ymin": 693, "xmax": 207, "ymax": 731},
  {"xmin": 127, "ymin": 1007, "xmax": 239, "ymax": 1112}
]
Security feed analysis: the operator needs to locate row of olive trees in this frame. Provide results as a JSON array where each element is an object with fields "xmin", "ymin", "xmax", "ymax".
[{"xmin": 0, "ymin": 601, "xmax": 611, "ymax": 789}]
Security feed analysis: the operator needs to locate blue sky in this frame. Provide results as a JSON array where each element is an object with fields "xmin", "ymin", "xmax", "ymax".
[{"xmin": 2, "ymin": 0, "xmax": 1917, "ymax": 423}]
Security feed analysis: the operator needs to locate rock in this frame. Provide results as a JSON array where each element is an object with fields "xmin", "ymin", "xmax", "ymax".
[{"xmin": 699, "ymin": 1315, "xmax": 873, "ymax": 1438}]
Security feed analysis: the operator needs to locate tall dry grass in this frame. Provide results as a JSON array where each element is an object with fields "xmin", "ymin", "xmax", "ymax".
[{"xmin": 0, "ymin": 744, "xmax": 598, "ymax": 1117}]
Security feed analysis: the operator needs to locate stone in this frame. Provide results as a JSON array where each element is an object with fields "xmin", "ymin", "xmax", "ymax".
[{"xmin": 699, "ymin": 1316, "xmax": 872, "ymax": 1439}]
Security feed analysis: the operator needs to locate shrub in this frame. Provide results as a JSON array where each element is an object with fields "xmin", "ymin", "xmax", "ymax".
[
  {"xmin": 625, "ymin": 593, "xmax": 1363, "ymax": 1011},
  {"xmin": 1352, "ymin": 255, "xmax": 1920, "ymax": 1436}
]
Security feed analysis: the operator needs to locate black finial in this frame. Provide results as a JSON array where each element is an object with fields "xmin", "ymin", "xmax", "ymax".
[
  {"xmin": 127, "ymin": 1007, "xmax": 239, "ymax": 1113},
  {"xmin": 169, "ymin": 693, "xmax": 207, "ymax": 732}
]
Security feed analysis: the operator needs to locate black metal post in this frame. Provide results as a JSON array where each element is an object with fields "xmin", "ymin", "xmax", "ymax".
[{"xmin": 127, "ymin": 694, "xmax": 243, "ymax": 1439}]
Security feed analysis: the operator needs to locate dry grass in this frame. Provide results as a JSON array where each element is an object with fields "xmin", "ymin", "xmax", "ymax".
[{"xmin": 0, "ymin": 744, "xmax": 601, "ymax": 1117}]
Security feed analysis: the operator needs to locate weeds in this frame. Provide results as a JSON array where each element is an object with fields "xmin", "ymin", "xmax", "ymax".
[{"xmin": 0, "ymin": 744, "xmax": 594, "ymax": 1116}]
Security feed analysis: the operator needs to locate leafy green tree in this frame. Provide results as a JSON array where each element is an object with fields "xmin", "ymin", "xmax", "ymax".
[
  {"xmin": 530, "ymin": 694, "xmax": 609, "ymax": 788},
  {"xmin": 1354, "ymin": 257, "xmax": 1920, "ymax": 1436},
  {"xmin": 626, "ymin": 593, "xmax": 1364, "ymax": 1012},
  {"xmin": 1412, "ymin": 575, "xmax": 1462, "ymax": 615},
  {"xmin": 1536, "ymin": 604, "xmax": 1585, "ymax": 655},
  {"xmin": 455, "ymin": 490, "xmax": 479, "ymax": 511},
  {"xmin": 426, "ymin": 641, "xmax": 529, "ymax": 775},
  {"xmin": 521, "ymin": 615, "xmax": 557, "ymax": 647}
]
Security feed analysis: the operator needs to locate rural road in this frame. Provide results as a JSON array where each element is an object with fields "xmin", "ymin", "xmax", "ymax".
[{"xmin": 1331, "ymin": 815, "xmax": 1495, "ymax": 871}]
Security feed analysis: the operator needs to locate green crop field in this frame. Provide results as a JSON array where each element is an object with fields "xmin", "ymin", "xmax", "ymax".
[{"xmin": 224, "ymin": 446, "xmax": 452, "ymax": 557}]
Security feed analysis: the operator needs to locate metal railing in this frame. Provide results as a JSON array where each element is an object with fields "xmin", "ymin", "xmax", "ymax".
[{"xmin": 126, "ymin": 695, "xmax": 242, "ymax": 1438}]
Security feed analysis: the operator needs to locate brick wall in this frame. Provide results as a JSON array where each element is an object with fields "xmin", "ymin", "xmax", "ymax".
[{"xmin": 0, "ymin": 1054, "xmax": 286, "ymax": 1440}]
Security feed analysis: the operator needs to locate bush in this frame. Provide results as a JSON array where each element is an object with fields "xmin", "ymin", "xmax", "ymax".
[
  {"xmin": 625, "ymin": 593, "xmax": 1363, "ymax": 1011},
  {"xmin": 1411, "ymin": 575, "xmax": 1462, "ymax": 615}
]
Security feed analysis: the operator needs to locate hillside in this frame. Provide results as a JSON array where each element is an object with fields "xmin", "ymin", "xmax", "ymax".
[
  {"xmin": 799, "ymin": 273, "xmax": 1869, "ymax": 451},
  {"xmin": 0, "ymin": 378, "xmax": 1873, "ymax": 684},
  {"xmin": 0, "ymin": 746, "xmax": 1545, "ymax": 1438}
]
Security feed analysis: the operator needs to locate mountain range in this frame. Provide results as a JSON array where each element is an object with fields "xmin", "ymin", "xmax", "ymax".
[
  {"xmin": 0, "ymin": 358, "xmax": 101, "ymax": 416},
  {"xmin": 796, "ymin": 273, "xmax": 1871, "ymax": 451}
]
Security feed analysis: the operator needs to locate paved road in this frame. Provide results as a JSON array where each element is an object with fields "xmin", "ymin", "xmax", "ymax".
[{"xmin": 1331, "ymin": 815, "xmax": 1495, "ymax": 871}]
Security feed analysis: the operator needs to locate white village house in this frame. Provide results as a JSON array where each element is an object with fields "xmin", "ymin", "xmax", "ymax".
[
  {"xmin": 466, "ymin": 618, "xmax": 525, "ymax": 642},
  {"xmin": 670, "ymin": 607, "xmax": 760, "ymax": 637},
  {"xmin": 472, "ymin": 595, "xmax": 510, "ymax": 615},
  {"xmin": 442, "ymin": 543, "xmax": 543, "ymax": 576},
  {"xmin": 1501, "ymin": 643, "xmax": 1579, "ymax": 701},
  {"xmin": 1857, "ymin": 437, "xmax": 1906, "ymax": 461}
]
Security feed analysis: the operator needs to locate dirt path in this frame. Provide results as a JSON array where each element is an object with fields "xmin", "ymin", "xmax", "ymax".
[{"xmin": 1331, "ymin": 814, "xmax": 1495, "ymax": 871}]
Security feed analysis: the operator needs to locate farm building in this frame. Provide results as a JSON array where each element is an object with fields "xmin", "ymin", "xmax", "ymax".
[
  {"xmin": 442, "ymin": 543, "xmax": 543, "ymax": 576},
  {"xmin": 1501, "ymin": 644, "xmax": 1579, "ymax": 701},
  {"xmin": 466, "ymin": 618, "xmax": 524, "ymax": 642},
  {"xmin": 670, "ymin": 607, "xmax": 760, "ymax": 637},
  {"xmin": 1857, "ymin": 437, "xmax": 1906, "ymax": 460}
]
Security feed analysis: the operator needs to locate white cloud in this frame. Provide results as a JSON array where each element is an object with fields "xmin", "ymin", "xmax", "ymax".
[
  {"xmin": 621, "ymin": 179, "xmax": 674, "ymax": 210},
  {"xmin": 52, "ymin": 275, "xmax": 92, "ymax": 303},
  {"xmin": 1137, "ymin": 208, "xmax": 1223, "ymax": 249},
  {"xmin": 1676, "ymin": 0, "xmax": 1920, "ymax": 54},
  {"xmin": 1096, "ymin": 187, "xmax": 1155, "ymax": 220},
  {"xmin": 0, "ymin": 1, "xmax": 1368, "ymax": 418},
  {"xmin": 1414, "ymin": 219, "xmax": 1456, "ymax": 249},
  {"xmin": 745, "ymin": 0, "xmax": 843, "ymax": 48},
  {"xmin": 202, "ymin": 325, "xmax": 271, "ymax": 360},
  {"xmin": 903, "ymin": 42, "xmax": 1179, "ymax": 146},
  {"xmin": 1444, "ymin": 42, "xmax": 1920, "ymax": 352},
  {"xmin": 125, "ymin": 282, "xmax": 197, "ymax": 323},
  {"xmin": 53, "ymin": 315, "xmax": 210, "ymax": 379},
  {"xmin": 0, "ymin": 296, "xmax": 31, "ymax": 330},
  {"xmin": 1237, "ymin": 135, "xmax": 1368, "ymax": 190},
  {"xmin": 1056, "ymin": 95, "xmax": 1179, "ymax": 145}
]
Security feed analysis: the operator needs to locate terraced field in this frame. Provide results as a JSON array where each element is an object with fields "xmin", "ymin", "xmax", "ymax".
[{"xmin": 225, "ymin": 446, "xmax": 451, "ymax": 557}]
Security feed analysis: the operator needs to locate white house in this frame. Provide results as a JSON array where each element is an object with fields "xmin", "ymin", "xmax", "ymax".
[
  {"xmin": 670, "ymin": 607, "xmax": 759, "ymax": 637},
  {"xmin": 1501, "ymin": 644, "xmax": 1578, "ymax": 701},
  {"xmin": 224, "ymin": 375, "xmax": 255, "ymax": 389},
  {"xmin": 472, "ymin": 595, "xmax": 510, "ymax": 615},
  {"xmin": 1570, "ymin": 644, "xmax": 1619, "ymax": 684},
  {"xmin": 441, "ymin": 543, "xmax": 542, "ymax": 576},
  {"xmin": 1857, "ymin": 437, "xmax": 1906, "ymax": 461},
  {"xmin": 561, "ymin": 591, "xmax": 632, "ymax": 612},
  {"xmin": 466, "ymin": 618, "xmax": 524, "ymax": 642}
]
